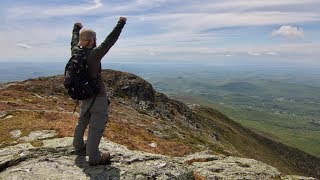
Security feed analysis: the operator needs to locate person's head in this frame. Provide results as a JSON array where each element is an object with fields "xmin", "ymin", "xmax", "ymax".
[{"xmin": 78, "ymin": 29, "xmax": 96, "ymax": 48}]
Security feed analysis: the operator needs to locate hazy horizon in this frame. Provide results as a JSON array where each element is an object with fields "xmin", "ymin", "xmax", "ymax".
[{"xmin": 1, "ymin": 61, "xmax": 320, "ymax": 88}]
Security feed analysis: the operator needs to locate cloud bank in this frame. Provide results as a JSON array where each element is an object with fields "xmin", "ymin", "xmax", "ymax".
[
  {"xmin": 0, "ymin": 0, "xmax": 320, "ymax": 64},
  {"xmin": 272, "ymin": 25, "xmax": 304, "ymax": 38}
]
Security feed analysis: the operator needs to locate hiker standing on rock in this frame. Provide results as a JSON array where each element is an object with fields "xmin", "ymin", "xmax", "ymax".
[{"xmin": 71, "ymin": 17, "xmax": 126, "ymax": 165}]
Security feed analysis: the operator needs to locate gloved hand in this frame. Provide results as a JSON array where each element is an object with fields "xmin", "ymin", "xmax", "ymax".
[
  {"xmin": 119, "ymin": 17, "xmax": 127, "ymax": 22},
  {"xmin": 74, "ymin": 22, "xmax": 83, "ymax": 29}
]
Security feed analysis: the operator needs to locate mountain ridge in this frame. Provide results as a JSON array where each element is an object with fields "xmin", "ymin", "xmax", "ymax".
[{"xmin": 0, "ymin": 69, "xmax": 319, "ymax": 178}]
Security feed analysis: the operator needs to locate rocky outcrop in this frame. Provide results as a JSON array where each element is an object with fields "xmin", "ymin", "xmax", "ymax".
[
  {"xmin": 103, "ymin": 70, "xmax": 197, "ymax": 128},
  {"xmin": 1, "ymin": 137, "xmax": 312, "ymax": 180}
]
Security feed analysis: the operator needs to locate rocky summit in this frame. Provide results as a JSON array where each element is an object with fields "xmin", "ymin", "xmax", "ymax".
[
  {"xmin": 0, "ymin": 137, "xmax": 313, "ymax": 180},
  {"xmin": 0, "ymin": 69, "xmax": 319, "ymax": 179}
]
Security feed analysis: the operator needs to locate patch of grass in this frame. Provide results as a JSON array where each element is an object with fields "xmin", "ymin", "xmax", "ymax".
[
  {"xmin": 193, "ymin": 172, "xmax": 206, "ymax": 180},
  {"xmin": 115, "ymin": 92, "xmax": 127, "ymax": 99},
  {"xmin": 237, "ymin": 118, "xmax": 320, "ymax": 157},
  {"xmin": 0, "ymin": 89, "xmax": 75, "ymax": 113},
  {"xmin": 0, "ymin": 110, "xmax": 77, "ymax": 147},
  {"xmin": 30, "ymin": 140, "xmax": 44, "ymax": 147},
  {"xmin": 105, "ymin": 120, "xmax": 193, "ymax": 157}
]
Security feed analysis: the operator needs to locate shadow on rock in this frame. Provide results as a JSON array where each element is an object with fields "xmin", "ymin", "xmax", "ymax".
[{"xmin": 75, "ymin": 156, "xmax": 120, "ymax": 180}]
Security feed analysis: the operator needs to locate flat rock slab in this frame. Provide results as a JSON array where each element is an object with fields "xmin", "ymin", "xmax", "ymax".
[
  {"xmin": 191, "ymin": 156, "xmax": 280, "ymax": 179},
  {"xmin": 9, "ymin": 130, "xmax": 22, "ymax": 139},
  {"xmin": 282, "ymin": 175, "xmax": 316, "ymax": 180},
  {"xmin": 18, "ymin": 130, "xmax": 57, "ymax": 142},
  {"xmin": 0, "ymin": 137, "xmax": 315, "ymax": 180}
]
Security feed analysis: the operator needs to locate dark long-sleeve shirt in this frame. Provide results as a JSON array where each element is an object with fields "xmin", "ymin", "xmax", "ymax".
[{"xmin": 71, "ymin": 20, "xmax": 126, "ymax": 96}]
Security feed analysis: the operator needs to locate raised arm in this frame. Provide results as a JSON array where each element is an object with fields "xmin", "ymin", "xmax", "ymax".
[
  {"xmin": 90, "ymin": 17, "xmax": 126, "ymax": 61},
  {"xmin": 71, "ymin": 22, "xmax": 83, "ymax": 54}
]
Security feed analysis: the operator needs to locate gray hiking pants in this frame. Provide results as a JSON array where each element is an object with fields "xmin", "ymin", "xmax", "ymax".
[{"xmin": 73, "ymin": 95, "xmax": 108, "ymax": 164}]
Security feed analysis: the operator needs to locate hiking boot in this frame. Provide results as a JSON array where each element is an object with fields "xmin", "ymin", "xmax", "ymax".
[
  {"xmin": 74, "ymin": 147, "xmax": 86, "ymax": 156},
  {"xmin": 89, "ymin": 152, "xmax": 111, "ymax": 166}
]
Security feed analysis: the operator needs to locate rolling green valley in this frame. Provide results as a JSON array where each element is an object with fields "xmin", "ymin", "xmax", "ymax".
[{"xmin": 144, "ymin": 64, "xmax": 320, "ymax": 157}]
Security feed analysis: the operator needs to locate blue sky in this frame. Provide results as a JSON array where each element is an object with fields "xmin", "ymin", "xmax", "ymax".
[{"xmin": 1, "ymin": 0, "xmax": 320, "ymax": 65}]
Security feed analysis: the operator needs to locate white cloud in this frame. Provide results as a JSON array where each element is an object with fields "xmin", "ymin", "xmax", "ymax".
[
  {"xmin": 113, "ymin": 43, "xmax": 320, "ymax": 57},
  {"xmin": 248, "ymin": 52, "xmax": 261, "ymax": 56},
  {"xmin": 134, "ymin": 12, "xmax": 319, "ymax": 33},
  {"xmin": 272, "ymin": 25, "xmax": 304, "ymax": 38},
  {"xmin": 265, "ymin": 51, "xmax": 277, "ymax": 56},
  {"xmin": 184, "ymin": 0, "xmax": 320, "ymax": 12},
  {"xmin": 136, "ymin": 0, "xmax": 168, "ymax": 7},
  {"xmin": 7, "ymin": 0, "xmax": 103, "ymax": 18},
  {"xmin": 16, "ymin": 43, "xmax": 32, "ymax": 49},
  {"xmin": 6, "ymin": 0, "xmax": 177, "ymax": 20}
]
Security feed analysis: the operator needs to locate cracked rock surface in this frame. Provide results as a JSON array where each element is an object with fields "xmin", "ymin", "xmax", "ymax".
[{"xmin": 0, "ymin": 137, "xmax": 314, "ymax": 180}]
